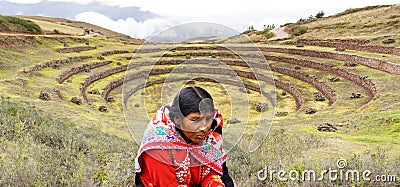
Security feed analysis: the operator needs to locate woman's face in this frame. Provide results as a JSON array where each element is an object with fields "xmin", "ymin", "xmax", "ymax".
[{"xmin": 176, "ymin": 110, "xmax": 215, "ymax": 144}]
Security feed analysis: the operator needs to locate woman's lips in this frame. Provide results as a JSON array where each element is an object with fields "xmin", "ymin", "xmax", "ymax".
[{"xmin": 196, "ymin": 135, "xmax": 205, "ymax": 139}]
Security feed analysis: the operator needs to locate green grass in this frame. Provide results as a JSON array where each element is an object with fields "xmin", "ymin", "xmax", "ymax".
[
  {"xmin": 0, "ymin": 99, "xmax": 137, "ymax": 186},
  {"xmin": 283, "ymin": 4, "xmax": 400, "ymax": 40},
  {"xmin": 287, "ymin": 25, "xmax": 308, "ymax": 36},
  {"xmin": 0, "ymin": 15, "xmax": 42, "ymax": 34},
  {"xmin": 331, "ymin": 5, "xmax": 391, "ymax": 18},
  {"xmin": 2, "ymin": 11, "xmax": 400, "ymax": 185}
]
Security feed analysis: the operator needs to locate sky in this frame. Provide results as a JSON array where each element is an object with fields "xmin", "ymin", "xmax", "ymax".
[{"xmin": 0, "ymin": 0, "xmax": 399, "ymax": 39}]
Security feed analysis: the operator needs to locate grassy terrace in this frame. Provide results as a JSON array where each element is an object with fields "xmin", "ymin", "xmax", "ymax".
[
  {"xmin": 1, "ymin": 6, "xmax": 400, "ymax": 185},
  {"xmin": 5, "ymin": 38, "xmax": 394, "ymax": 134}
]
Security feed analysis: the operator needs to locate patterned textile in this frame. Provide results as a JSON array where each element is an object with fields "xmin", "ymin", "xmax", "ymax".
[{"xmin": 134, "ymin": 103, "xmax": 227, "ymax": 175}]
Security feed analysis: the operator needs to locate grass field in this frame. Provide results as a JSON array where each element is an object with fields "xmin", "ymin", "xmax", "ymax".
[{"xmin": 1, "ymin": 5, "xmax": 400, "ymax": 186}]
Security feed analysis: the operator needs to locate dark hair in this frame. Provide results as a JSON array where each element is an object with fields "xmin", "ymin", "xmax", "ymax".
[{"xmin": 169, "ymin": 86, "xmax": 214, "ymax": 120}]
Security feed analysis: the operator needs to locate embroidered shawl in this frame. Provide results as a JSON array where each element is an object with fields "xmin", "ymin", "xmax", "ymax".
[{"xmin": 134, "ymin": 104, "xmax": 227, "ymax": 175}]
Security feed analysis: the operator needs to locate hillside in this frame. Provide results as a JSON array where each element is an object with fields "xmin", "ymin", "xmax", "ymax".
[
  {"xmin": 0, "ymin": 5, "xmax": 400, "ymax": 186},
  {"xmin": 285, "ymin": 4, "xmax": 400, "ymax": 43},
  {"xmin": 0, "ymin": 15, "xmax": 42, "ymax": 34},
  {"xmin": 16, "ymin": 15, "xmax": 145, "ymax": 44}
]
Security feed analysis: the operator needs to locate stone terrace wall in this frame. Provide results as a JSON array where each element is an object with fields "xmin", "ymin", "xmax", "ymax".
[
  {"xmin": 293, "ymin": 39, "xmax": 400, "ymax": 56},
  {"xmin": 101, "ymin": 50, "xmax": 131, "ymax": 56},
  {"xmin": 153, "ymin": 50, "xmax": 371, "ymax": 102},
  {"xmin": 56, "ymin": 46, "xmax": 96, "ymax": 53},
  {"xmin": 57, "ymin": 61, "xmax": 112, "ymax": 84},
  {"xmin": 216, "ymin": 59, "xmax": 336, "ymax": 105},
  {"xmin": 80, "ymin": 65, "xmax": 128, "ymax": 103},
  {"xmin": 163, "ymin": 51, "xmax": 372, "ymax": 103},
  {"xmin": 113, "ymin": 65, "xmax": 309, "ymax": 109},
  {"xmin": 151, "ymin": 52, "xmax": 346, "ymax": 105},
  {"xmin": 105, "ymin": 56, "xmax": 342, "ymax": 109},
  {"xmin": 261, "ymin": 53, "xmax": 377, "ymax": 100},
  {"xmin": 102, "ymin": 45, "xmax": 384, "ymax": 109},
  {"xmin": 173, "ymin": 45, "xmax": 400, "ymax": 75},
  {"xmin": 80, "ymin": 61, "xmax": 152, "ymax": 103},
  {"xmin": 122, "ymin": 76, "xmax": 278, "ymax": 109},
  {"xmin": 162, "ymin": 52, "xmax": 239, "ymax": 58},
  {"xmin": 0, "ymin": 35, "xmax": 39, "ymax": 48},
  {"xmin": 102, "ymin": 71, "xmax": 148, "ymax": 100},
  {"xmin": 286, "ymin": 39, "xmax": 371, "ymax": 45},
  {"xmin": 194, "ymin": 77, "xmax": 277, "ymax": 106},
  {"xmin": 271, "ymin": 66, "xmax": 336, "ymax": 105},
  {"xmin": 23, "ymin": 55, "xmax": 93, "ymax": 76}
]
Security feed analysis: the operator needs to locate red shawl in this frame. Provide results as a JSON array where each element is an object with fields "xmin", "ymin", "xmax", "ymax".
[{"xmin": 134, "ymin": 103, "xmax": 227, "ymax": 175}]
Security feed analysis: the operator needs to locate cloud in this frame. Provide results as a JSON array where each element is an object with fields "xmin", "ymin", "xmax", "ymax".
[
  {"xmin": 72, "ymin": 0, "xmax": 400, "ymax": 33},
  {"xmin": 4, "ymin": 0, "xmax": 42, "ymax": 4},
  {"xmin": 150, "ymin": 22, "xmax": 240, "ymax": 42},
  {"xmin": 47, "ymin": 0, "xmax": 94, "ymax": 5},
  {"xmin": 75, "ymin": 11, "xmax": 174, "ymax": 39},
  {"xmin": 8, "ymin": 0, "xmax": 400, "ymax": 14},
  {"xmin": 4, "ymin": 0, "xmax": 400, "ymax": 39}
]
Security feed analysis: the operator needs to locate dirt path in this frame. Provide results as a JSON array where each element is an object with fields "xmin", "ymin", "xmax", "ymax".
[{"xmin": 270, "ymin": 27, "xmax": 290, "ymax": 40}]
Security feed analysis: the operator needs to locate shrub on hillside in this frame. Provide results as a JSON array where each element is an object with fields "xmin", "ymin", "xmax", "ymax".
[
  {"xmin": 0, "ymin": 15, "xmax": 42, "ymax": 34},
  {"xmin": 315, "ymin": 10, "xmax": 325, "ymax": 18},
  {"xmin": 258, "ymin": 28, "xmax": 275, "ymax": 39},
  {"xmin": 241, "ymin": 28, "xmax": 275, "ymax": 40},
  {"xmin": 288, "ymin": 25, "xmax": 308, "ymax": 36}
]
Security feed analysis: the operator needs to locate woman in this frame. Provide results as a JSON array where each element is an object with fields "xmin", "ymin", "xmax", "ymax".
[{"xmin": 135, "ymin": 86, "xmax": 234, "ymax": 187}]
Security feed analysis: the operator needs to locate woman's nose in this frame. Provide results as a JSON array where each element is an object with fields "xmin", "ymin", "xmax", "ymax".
[
  {"xmin": 198, "ymin": 119, "xmax": 208, "ymax": 131},
  {"xmin": 199, "ymin": 125, "xmax": 206, "ymax": 131}
]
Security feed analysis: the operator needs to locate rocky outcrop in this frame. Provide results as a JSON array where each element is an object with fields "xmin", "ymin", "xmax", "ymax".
[
  {"xmin": 328, "ymin": 76, "xmax": 340, "ymax": 82},
  {"xmin": 70, "ymin": 97, "xmax": 82, "ymax": 105},
  {"xmin": 88, "ymin": 89, "xmax": 100, "ymax": 95},
  {"xmin": 382, "ymin": 38, "xmax": 395, "ymax": 44},
  {"xmin": 39, "ymin": 91, "xmax": 51, "ymax": 101},
  {"xmin": 255, "ymin": 102, "xmax": 268, "ymax": 112},
  {"xmin": 305, "ymin": 108, "xmax": 316, "ymax": 114},
  {"xmin": 106, "ymin": 96, "xmax": 115, "ymax": 103},
  {"xmin": 317, "ymin": 122, "xmax": 337, "ymax": 132},
  {"xmin": 349, "ymin": 92, "xmax": 362, "ymax": 99},
  {"xmin": 313, "ymin": 92, "xmax": 325, "ymax": 101},
  {"xmin": 98, "ymin": 106, "xmax": 108, "ymax": 112},
  {"xmin": 227, "ymin": 118, "xmax": 241, "ymax": 124}
]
